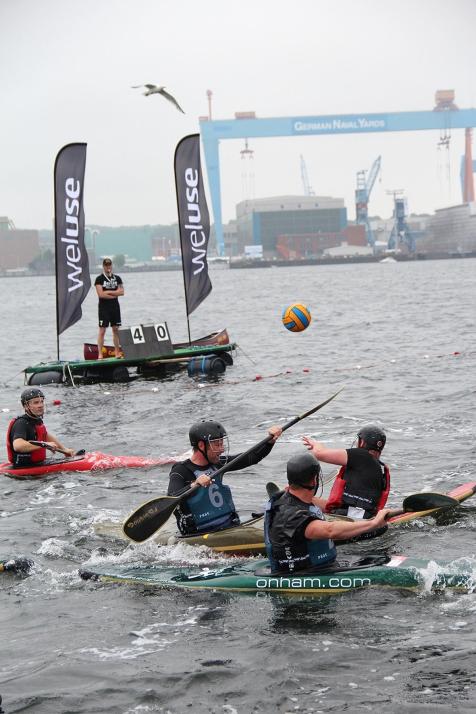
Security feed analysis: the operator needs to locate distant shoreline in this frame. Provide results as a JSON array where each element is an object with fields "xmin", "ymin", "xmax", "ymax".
[{"xmin": 1, "ymin": 251, "xmax": 475, "ymax": 278}]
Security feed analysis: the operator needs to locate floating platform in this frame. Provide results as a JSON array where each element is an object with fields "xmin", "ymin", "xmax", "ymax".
[{"xmin": 23, "ymin": 329, "xmax": 236, "ymax": 385}]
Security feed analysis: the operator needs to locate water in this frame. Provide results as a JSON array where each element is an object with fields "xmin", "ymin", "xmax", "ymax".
[{"xmin": 1, "ymin": 259, "xmax": 475, "ymax": 713}]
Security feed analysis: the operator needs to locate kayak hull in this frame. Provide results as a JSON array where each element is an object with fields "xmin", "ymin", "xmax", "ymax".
[
  {"xmin": 94, "ymin": 513, "xmax": 266, "ymax": 556},
  {"xmin": 1, "ymin": 451, "xmax": 181, "ymax": 479},
  {"xmin": 94, "ymin": 482, "xmax": 476, "ymax": 556},
  {"xmin": 79, "ymin": 554, "xmax": 475, "ymax": 595}
]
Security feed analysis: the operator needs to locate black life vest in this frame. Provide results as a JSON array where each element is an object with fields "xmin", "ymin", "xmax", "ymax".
[
  {"xmin": 264, "ymin": 491, "xmax": 336, "ymax": 573},
  {"xmin": 326, "ymin": 450, "xmax": 390, "ymax": 517}
]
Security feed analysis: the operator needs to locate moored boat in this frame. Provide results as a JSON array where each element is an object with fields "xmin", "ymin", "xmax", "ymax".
[
  {"xmin": 79, "ymin": 553, "xmax": 476, "ymax": 595},
  {"xmin": 83, "ymin": 328, "xmax": 231, "ymax": 360}
]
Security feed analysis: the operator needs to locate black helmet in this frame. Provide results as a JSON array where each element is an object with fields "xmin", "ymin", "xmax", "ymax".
[
  {"xmin": 189, "ymin": 420, "xmax": 227, "ymax": 448},
  {"xmin": 287, "ymin": 452, "xmax": 322, "ymax": 487},
  {"xmin": 21, "ymin": 388, "xmax": 45, "ymax": 405},
  {"xmin": 357, "ymin": 424, "xmax": 386, "ymax": 452}
]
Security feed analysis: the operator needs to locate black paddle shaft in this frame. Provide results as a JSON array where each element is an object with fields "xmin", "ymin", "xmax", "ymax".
[
  {"xmin": 123, "ymin": 388, "xmax": 344, "ymax": 543},
  {"xmin": 199, "ymin": 386, "xmax": 344, "ymax": 484},
  {"xmin": 29, "ymin": 440, "xmax": 83, "ymax": 457}
]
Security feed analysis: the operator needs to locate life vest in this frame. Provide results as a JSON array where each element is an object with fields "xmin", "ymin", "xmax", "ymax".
[
  {"xmin": 185, "ymin": 465, "xmax": 238, "ymax": 532},
  {"xmin": 264, "ymin": 492, "xmax": 337, "ymax": 573},
  {"xmin": 6, "ymin": 417, "xmax": 48, "ymax": 465},
  {"xmin": 326, "ymin": 459, "xmax": 391, "ymax": 517}
]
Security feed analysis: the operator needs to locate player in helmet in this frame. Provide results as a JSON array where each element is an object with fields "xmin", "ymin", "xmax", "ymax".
[
  {"xmin": 167, "ymin": 419, "xmax": 282, "ymax": 535},
  {"xmin": 302, "ymin": 423, "xmax": 391, "ymax": 519},
  {"xmin": 264, "ymin": 452, "xmax": 391, "ymax": 573},
  {"xmin": 6, "ymin": 388, "xmax": 75, "ymax": 467}
]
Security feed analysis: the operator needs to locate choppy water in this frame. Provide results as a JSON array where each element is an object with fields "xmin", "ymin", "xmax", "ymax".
[{"xmin": 1, "ymin": 259, "xmax": 475, "ymax": 713}]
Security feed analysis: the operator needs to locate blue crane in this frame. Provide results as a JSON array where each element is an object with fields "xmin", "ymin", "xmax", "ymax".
[
  {"xmin": 386, "ymin": 190, "xmax": 415, "ymax": 253},
  {"xmin": 355, "ymin": 155, "xmax": 381, "ymax": 247}
]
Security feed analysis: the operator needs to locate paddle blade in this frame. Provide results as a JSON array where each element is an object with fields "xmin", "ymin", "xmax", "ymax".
[
  {"xmin": 122, "ymin": 495, "xmax": 181, "ymax": 543},
  {"xmin": 266, "ymin": 482, "xmax": 281, "ymax": 498},
  {"xmin": 403, "ymin": 492, "xmax": 459, "ymax": 512}
]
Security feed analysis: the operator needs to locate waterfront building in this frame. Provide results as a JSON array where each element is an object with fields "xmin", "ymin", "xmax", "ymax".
[
  {"xmin": 0, "ymin": 217, "xmax": 40, "ymax": 272},
  {"xmin": 235, "ymin": 195, "xmax": 347, "ymax": 258},
  {"xmin": 418, "ymin": 203, "xmax": 476, "ymax": 254}
]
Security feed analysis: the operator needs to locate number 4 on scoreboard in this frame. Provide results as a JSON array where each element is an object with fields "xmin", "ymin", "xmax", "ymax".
[{"xmin": 130, "ymin": 325, "xmax": 145, "ymax": 344}]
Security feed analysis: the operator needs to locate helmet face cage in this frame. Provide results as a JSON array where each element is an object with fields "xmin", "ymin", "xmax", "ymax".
[
  {"xmin": 206, "ymin": 435, "xmax": 230, "ymax": 459},
  {"xmin": 21, "ymin": 388, "xmax": 45, "ymax": 406},
  {"xmin": 189, "ymin": 421, "xmax": 228, "ymax": 458}
]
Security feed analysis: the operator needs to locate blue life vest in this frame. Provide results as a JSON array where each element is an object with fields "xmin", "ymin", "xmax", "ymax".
[
  {"xmin": 264, "ymin": 492, "xmax": 337, "ymax": 573},
  {"xmin": 186, "ymin": 466, "xmax": 238, "ymax": 532}
]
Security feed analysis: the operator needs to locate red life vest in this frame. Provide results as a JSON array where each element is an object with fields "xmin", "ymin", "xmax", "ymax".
[
  {"xmin": 6, "ymin": 417, "xmax": 48, "ymax": 464},
  {"xmin": 325, "ymin": 462, "xmax": 391, "ymax": 515}
]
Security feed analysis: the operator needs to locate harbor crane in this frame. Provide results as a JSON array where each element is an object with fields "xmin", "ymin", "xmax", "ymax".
[
  {"xmin": 355, "ymin": 155, "xmax": 381, "ymax": 247},
  {"xmin": 386, "ymin": 189, "xmax": 415, "ymax": 253},
  {"xmin": 300, "ymin": 155, "xmax": 315, "ymax": 196}
]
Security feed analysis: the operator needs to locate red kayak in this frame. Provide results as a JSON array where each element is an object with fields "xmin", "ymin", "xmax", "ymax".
[{"xmin": 0, "ymin": 451, "xmax": 184, "ymax": 480}]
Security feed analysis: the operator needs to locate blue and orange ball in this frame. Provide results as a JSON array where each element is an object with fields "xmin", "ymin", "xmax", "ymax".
[{"xmin": 282, "ymin": 303, "xmax": 312, "ymax": 332}]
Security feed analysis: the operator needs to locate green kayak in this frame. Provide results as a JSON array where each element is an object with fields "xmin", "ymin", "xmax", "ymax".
[{"xmin": 79, "ymin": 553, "xmax": 475, "ymax": 595}]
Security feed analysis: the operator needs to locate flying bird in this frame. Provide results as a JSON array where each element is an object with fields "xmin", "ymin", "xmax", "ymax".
[{"xmin": 131, "ymin": 84, "xmax": 185, "ymax": 113}]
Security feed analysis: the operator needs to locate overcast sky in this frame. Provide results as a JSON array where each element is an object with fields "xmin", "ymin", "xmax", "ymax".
[{"xmin": 1, "ymin": 0, "xmax": 475, "ymax": 230}]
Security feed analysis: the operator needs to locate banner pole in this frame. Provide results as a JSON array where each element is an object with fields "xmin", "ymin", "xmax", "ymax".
[
  {"xmin": 53, "ymin": 154, "xmax": 60, "ymax": 361},
  {"xmin": 174, "ymin": 135, "xmax": 194, "ymax": 347}
]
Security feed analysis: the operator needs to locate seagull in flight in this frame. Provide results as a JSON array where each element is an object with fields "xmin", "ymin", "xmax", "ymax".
[{"xmin": 131, "ymin": 84, "xmax": 185, "ymax": 113}]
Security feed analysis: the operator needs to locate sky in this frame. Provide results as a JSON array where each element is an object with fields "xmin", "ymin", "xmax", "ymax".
[{"xmin": 1, "ymin": 0, "xmax": 476, "ymax": 231}]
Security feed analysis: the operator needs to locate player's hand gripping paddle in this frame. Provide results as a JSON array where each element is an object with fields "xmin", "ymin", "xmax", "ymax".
[{"xmin": 29, "ymin": 441, "xmax": 85, "ymax": 457}]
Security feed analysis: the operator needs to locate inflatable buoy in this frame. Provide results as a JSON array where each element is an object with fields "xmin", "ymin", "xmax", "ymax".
[
  {"xmin": 187, "ymin": 356, "xmax": 226, "ymax": 377},
  {"xmin": 28, "ymin": 371, "xmax": 63, "ymax": 386}
]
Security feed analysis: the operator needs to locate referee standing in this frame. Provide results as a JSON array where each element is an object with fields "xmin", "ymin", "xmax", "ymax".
[{"xmin": 94, "ymin": 257, "xmax": 124, "ymax": 359}]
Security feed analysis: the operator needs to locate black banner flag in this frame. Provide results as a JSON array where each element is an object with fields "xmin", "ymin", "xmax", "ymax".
[
  {"xmin": 54, "ymin": 143, "xmax": 90, "ymax": 338},
  {"xmin": 174, "ymin": 134, "xmax": 212, "ymax": 316}
]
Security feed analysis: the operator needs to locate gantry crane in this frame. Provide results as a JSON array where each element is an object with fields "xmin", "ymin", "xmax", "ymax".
[{"xmin": 355, "ymin": 155, "xmax": 381, "ymax": 247}]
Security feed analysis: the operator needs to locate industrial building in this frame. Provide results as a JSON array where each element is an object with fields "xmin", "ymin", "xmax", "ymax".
[
  {"xmin": 418, "ymin": 203, "xmax": 476, "ymax": 255},
  {"xmin": 0, "ymin": 217, "xmax": 40, "ymax": 272},
  {"xmin": 235, "ymin": 195, "xmax": 365, "ymax": 259}
]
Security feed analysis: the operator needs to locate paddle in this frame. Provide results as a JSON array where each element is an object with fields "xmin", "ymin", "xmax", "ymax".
[
  {"xmin": 29, "ymin": 440, "xmax": 85, "ymax": 457},
  {"xmin": 388, "ymin": 491, "xmax": 459, "ymax": 518},
  {"xmin": 123, "ymin": 388, "xmax": 344, "ymax": 543}
]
